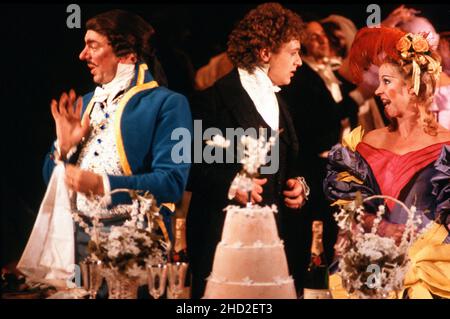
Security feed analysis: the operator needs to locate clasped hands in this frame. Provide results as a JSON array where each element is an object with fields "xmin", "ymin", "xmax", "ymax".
[
  {"xmin": 51, "ymin": 89, "xmax": 104, "ymax": 196},
  {"xmin": 234, "ymin": 177, "xmax": 306, "ymax": 210}
]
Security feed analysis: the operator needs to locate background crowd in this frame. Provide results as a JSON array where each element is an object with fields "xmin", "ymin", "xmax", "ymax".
[{"xmin": 1, "ymin": 3, "xmax": 449, "ymax": 297}]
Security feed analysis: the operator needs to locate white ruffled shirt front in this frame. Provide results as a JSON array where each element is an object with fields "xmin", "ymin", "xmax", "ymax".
[
  {"xmin": 238, "ymin": 66, "xmax": 280, "ymax": 131},
  {"xmin": 76, "ymin": 63, "xmax": 136, "ymax": 217}
]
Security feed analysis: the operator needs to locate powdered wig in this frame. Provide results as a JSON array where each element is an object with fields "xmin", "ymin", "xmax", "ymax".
[{"xmin": 227, "ymin": 3, "xmax": 304, "ymax": 72}]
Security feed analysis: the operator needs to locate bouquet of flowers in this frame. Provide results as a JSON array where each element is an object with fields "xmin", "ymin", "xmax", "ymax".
[
  {"xmin": 333, "ymin": 194, "xmax": 423, "ymax": 298},
  {"xmin": 207, "ymin": 128, "xmax": 277, "ymax": 206},
  {"xmin": 72, "ymin": 189, "xmax": 170, "ymax": 279}
]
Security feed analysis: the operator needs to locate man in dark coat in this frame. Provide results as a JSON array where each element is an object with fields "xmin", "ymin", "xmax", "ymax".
[
  {"xmin": 281, "ymin": 20, "xmax": 360, "ymax": 265},
  {"xmin": 186, "ymin": 3, "xmax": 309, "ymax": 298}
]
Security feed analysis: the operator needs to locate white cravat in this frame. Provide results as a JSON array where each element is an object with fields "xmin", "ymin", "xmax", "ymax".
[
  {"xmin": 238, "ymin": 65, "xmax": 280, "ymax": 131},
  {"xmin": 304, "ymin": 57, "xmax": 343, "ymax": 103},
  {"xmin": 92, "ymin": 63, "xmax": 135, "ymax": 104}
]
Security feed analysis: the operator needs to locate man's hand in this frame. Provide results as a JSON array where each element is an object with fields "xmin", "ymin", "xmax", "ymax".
[
  {"xmin": 234, "ymin": 178, "xmax": 267, "ymax": 206},
  {"xmin": 51, "ymin": 89, "xmax": 90, "ymax": 159},
  {"xmin": 65, "ymin": 164, "xmax": 104, "ymax": 196},
  {"xmin": 381, "ymin": 5, "xmax": 420, "ymax": 28},
  {"xmin": 283, "ymin": 178, "xmax": 306, "ymax": 209}
]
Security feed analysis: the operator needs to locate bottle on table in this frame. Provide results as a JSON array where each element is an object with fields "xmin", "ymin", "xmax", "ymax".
[
  {"xmin": 303, "ymin": 220, "xmax": 332, "ymax": 299},
  {"xmin": 168, "ymin": 218, "xmax": 191, "ymax": 299}
]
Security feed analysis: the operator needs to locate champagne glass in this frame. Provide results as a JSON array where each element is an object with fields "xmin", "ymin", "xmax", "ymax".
[
  {"xmin": 147, "ymin": 263, "xmax": 168, "ymax": 299},
  {"xmin": 80, "ymin": 259, "xmax": 103, "ymax": 299},
  {"xmin": 167, "ymin": 262, "xmax": 188, "ymax": 299}
]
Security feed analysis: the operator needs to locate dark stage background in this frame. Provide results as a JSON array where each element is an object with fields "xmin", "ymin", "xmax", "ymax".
[{"xmin": 1, "ymin": 2, "xmax": 448, "ymax": 268}]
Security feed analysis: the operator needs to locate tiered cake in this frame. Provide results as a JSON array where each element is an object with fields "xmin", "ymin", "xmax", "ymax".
[{"xmin": 203, "ymin": 205, "xmax": 297, "ymax": 299}]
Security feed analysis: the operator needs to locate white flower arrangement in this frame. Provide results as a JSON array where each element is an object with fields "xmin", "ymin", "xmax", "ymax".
[
  {"xmin": 207, "ymin": 129, "xmax": 277, "ymax": 206},
  {"xmin": 239, "ymin": 133, "xmax": 276, "ymax": 176},
  {"xmin": 206, "ymin": 134, "xmax": 231, "ymax": 148},
  {"xmin": 333, "ymin": 194, "xmax": 422, "ymax": 298},
  {"xmin": 72, "ymin": 189, "xmax": 170, "ymax": 279}
]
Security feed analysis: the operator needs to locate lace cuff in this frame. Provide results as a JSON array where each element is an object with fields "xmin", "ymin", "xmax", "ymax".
[
  {"xmin": 53, "ymin": 140, "xmax": 78, "ymax": 163},
  {"xmin": 101, "ymin": 173, "xmax": 112, "ymax": 206}
]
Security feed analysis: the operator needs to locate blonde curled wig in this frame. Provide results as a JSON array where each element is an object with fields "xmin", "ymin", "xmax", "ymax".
[{"xmin": 398, "ymin": 54, "xmax": 441, "ymax": 135}]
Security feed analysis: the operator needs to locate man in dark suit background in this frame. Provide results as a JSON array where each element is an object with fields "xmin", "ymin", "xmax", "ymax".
[
  {"xmin": 281, "ymin": 19, "xmax": 360, "ymax": 266},
  {"xmin": 186, "ymin": 3, "xmax": 309, "ymax": 298}
]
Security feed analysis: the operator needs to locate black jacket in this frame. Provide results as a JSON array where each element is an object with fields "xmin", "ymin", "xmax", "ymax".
[
  {"xmin": 186, "ymin": 69, "xmax": 309, "ymax": 298},
  {"xmin": 281, "ymin": 63, "xmax": 359, "ymax": 165},
  {"xmin": 280, "ymin": 62, "xmax": 360, "ymax": 269}
]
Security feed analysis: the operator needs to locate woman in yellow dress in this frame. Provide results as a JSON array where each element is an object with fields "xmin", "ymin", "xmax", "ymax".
[{"xmin": 324, "ymin": 27, "xmax": 450, "ymax": 298}]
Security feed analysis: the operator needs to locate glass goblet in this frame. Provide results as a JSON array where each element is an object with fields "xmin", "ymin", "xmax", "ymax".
[
  {"xmin": 167, "ymin": 262, "xmax": 188, "ymax": 299},
  {"xmin": 80, "ymin": 259, "xmax": 103, "ymax": 299},
  {"xmin": 147, "ymin": 263, "xmax": 168, "ymax": 299}
]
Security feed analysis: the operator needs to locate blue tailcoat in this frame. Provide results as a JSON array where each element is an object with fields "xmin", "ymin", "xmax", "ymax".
[{"xmin": 43, "ymin": 63, "xmax": 193, "ymax": 240}]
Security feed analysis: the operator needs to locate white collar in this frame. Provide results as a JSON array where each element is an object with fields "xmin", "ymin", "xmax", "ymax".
[
  {"xmin": 304, "ymin": 56, "xmax": 342, "ymax": 72},
  {"xmin": 238, "ymin": 65, "xmax": 281, "ymax": 93},
  {"xmin": 303, "ymin": 56, "xmax": 328, "ymax": 72},
  {"xmin": 303, "ymin": 56, "xmax": 341, "ymax": 84},
  {"xmin": 238, "ymin": 65, "xmax": 280, "ymax": 130},
  {"xmin": 92, "ymin": 63, "xmax": 135, "ymax": 104}
]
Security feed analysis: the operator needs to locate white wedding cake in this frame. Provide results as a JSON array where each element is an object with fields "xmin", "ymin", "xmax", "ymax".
[{"xmin": 203, "ymin": 205, "xmax": 297, "ymax": 299}]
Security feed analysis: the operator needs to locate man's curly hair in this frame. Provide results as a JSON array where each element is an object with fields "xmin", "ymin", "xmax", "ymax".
[{"xmin": 227, "ymin": 3, "xmax": 304, "ymax": 72}]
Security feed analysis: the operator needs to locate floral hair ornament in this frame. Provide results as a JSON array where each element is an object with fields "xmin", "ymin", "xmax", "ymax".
[{"xmin": 396, "ymin": 32, "xmax": 442, "ymax": 95}]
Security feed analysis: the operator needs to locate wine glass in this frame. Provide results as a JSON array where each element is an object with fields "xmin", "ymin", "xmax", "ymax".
[
  {"xmin": 80, "ymin": 259, "xmax": 103, "ymax": 299},
  {"xmin": 167, "ymin": 262, "xmax": 188, "ymax": 299},
  {"xmin": 147, "ymin": 263, "xmax": 168, "ymax": 299}
]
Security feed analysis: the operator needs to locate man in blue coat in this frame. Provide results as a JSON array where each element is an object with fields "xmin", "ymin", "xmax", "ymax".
[{"xmin": 43, "ymin": 9, "xmax": 192, "ymax": 263}]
